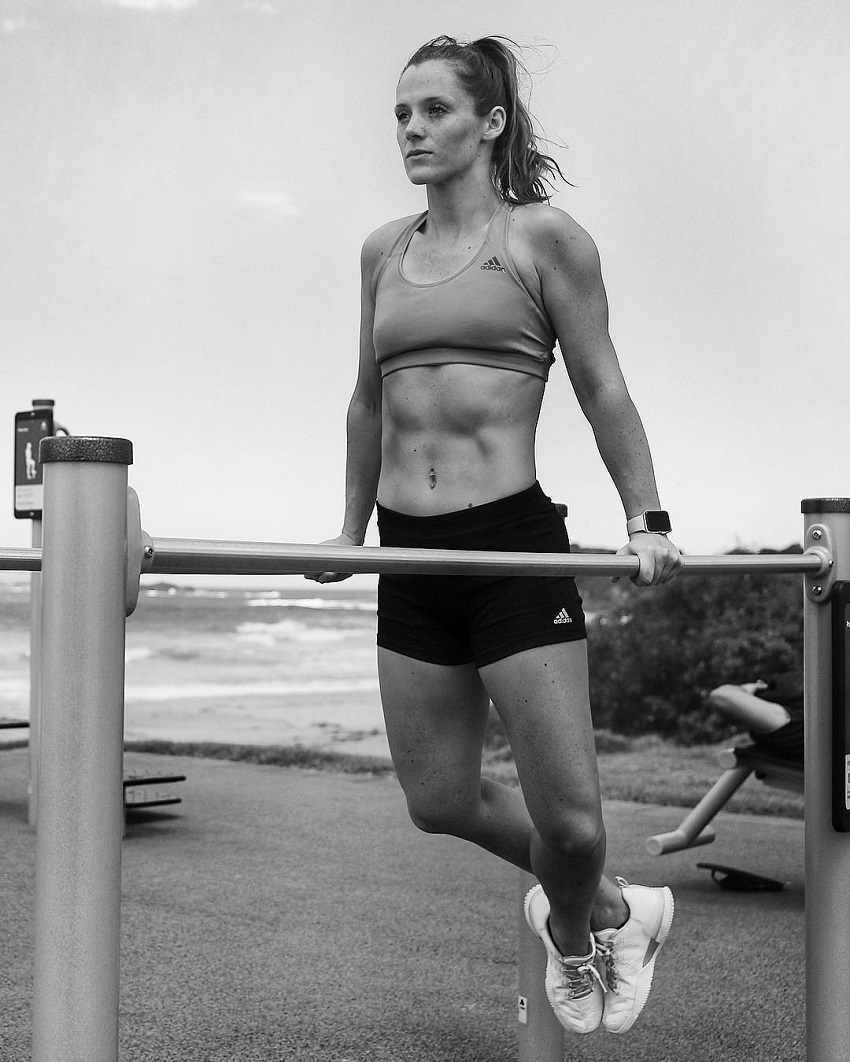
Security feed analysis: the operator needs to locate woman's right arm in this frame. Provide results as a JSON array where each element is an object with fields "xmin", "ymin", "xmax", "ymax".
[{"xmin": 306, "ymin": 232, "xmax": 385, "ymax": 583}]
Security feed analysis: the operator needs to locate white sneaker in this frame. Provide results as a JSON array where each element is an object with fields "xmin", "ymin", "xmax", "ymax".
[
  {"xmin": 524, "ymin": 884, "xmax": 605, "ymax": 1035},
  {"xmin": 593, "ymin": 878, "xmax": 674, "ymax": 1034}
]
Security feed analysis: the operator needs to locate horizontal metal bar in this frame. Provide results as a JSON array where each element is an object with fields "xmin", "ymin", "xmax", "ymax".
[
  {"xmin": 147, "ymin": 538, "xmax": 828, "ymax": 579},
  {"xmin": 0, "ymin": 541, "xmax": 829, "ymax": 579},
  {"xmin": 0, "ymin": 547, "xmax": 41, "ymax": 571}
]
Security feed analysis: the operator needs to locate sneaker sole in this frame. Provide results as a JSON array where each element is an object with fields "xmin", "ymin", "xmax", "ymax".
[
  {"xmin": 523, "ymin": 883, "xmax": 548, "ymax": 936},
  {"xmin": 606, "ymin": 886, "xmax": 675, "ymax": 1034}
]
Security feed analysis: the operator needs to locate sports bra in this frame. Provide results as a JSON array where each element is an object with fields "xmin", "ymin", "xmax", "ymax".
[{"xmin": 371, "ymin": 202, "xmax": 557, "ymax": 380}]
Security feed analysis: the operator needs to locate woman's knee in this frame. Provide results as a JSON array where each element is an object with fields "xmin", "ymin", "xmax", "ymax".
[
  {"xmin": 405, "ymin": 789, "xmax": 478, "ymax": 837},
  {"xmin": 536, "ymin": 806, "xmax": 606, "ymax": 861}
]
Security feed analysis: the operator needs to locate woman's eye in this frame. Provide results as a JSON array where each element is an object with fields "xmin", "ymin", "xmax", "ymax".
[
  {"xmin": 429, "ymin": 105, "xmax": 447, "ymax": 116},
  {"xmin": 395, "ymin": 112, "xmax": 410, "ymax": 124}
]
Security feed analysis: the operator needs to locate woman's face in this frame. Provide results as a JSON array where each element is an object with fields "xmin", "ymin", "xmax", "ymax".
[{"xmin": 395, "ymin": 60, "xmax": 499, "ymax": 187}]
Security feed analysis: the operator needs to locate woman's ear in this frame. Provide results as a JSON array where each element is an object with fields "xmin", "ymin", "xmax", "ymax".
[{"xmin": 482, "ymin": 106, "xmax": 507, "ymax": 141}]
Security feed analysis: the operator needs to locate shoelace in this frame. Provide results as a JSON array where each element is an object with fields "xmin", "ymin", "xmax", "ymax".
[
  {"xmin": 553, "ymin": 953, "xmax": 608, "ymax": 1000},
  {"xmin": 594, "ymin": 938, "xmax": 619, "ymax": 993}
]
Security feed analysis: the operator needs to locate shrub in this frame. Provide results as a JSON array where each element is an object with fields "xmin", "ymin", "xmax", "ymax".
[{"xmin": 583, "ymin": 553, "xmax": 803, "ymax": 743}]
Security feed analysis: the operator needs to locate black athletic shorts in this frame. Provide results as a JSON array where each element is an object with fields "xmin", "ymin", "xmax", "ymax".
[
  {"xmin": 376, "ymin": 482, "xmax": 587, "ymax": 668},
  {"xmin": 751, "ymin": 672, "xmax": 804, "ymax": 765},
  {"xmin": 751, "ymin": 710, "xmax": 804, "ymax": 765}
]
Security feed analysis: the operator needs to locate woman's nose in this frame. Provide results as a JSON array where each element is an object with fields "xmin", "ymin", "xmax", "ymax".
[{"xmin": 405, "ymin": 114, "xmax": 424, "ymax": 139}]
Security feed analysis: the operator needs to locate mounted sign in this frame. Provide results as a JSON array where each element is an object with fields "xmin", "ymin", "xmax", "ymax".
[
  {"xmin": 14, "ymin": 405, "xmax": 54, "ymax": 519},
  {"xmin": 833, "ymin": 580, "xmax": 850, "ymax": 832}
]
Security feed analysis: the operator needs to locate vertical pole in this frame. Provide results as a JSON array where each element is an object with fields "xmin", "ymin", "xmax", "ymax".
[
  {"xmin": 32, "ymin": 437, "xmax": 132, "ymax": 1062},
  {"xmin": 26, "ymin": 396, "xmax": 58, "ymax": 829},
  {"xmin": 802, "ymin": 499, "xmax": 850, "ymax": 1062},
  {"xmin": 517, "ymin": 870, "xmax": 563, "ymax": 1061},
  {"xmin": 28, "ymin": 517, "xmax": 42, "ymax": 828}
]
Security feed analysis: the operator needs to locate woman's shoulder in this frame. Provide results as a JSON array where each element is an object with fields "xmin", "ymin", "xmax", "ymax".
[
  {"xmin": 361, "ymin": 212, "xmax": 423, "ymax": 270},
  {"xmin": 507, "ymin": 202, "xmax": 601, "ymax": 274}
]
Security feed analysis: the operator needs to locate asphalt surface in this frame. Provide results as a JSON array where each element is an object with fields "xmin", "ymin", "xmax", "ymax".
[{"xmin": 1, "ymin": 746, "xmax": 805, "ymax": 1061}]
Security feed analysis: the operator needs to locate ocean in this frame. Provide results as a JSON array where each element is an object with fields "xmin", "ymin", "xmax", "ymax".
[{"xmin": 0, "ymin": 580, "xmax": 389, "ymax": 756}]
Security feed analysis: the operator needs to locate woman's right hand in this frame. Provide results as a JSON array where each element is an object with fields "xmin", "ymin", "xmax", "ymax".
[{"xmin": 303, "ymin": 532, "xmax": 362, "ymax": 584}]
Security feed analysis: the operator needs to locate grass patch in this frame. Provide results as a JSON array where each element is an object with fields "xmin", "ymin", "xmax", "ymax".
[
  {"xmin": 125, "ymin": 731, "xmax": 804, "ymax": 820},
  {"xmin": 595, "ymin": 736, "xmax": 803, "ymax": 819},
  {"xmin": 123, "ymin": 738, "xmax": 397, "ymax": 778}
]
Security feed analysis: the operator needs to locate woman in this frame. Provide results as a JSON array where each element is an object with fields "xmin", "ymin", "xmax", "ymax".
[{"xmin": 308, "ymin": 36, "xmax": 681, "ymax": 1036}]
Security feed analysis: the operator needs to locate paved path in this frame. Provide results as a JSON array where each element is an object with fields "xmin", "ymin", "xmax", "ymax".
[{"xmin": 1, "ymin": 747, "xmax": 804, "ymax": 1061}]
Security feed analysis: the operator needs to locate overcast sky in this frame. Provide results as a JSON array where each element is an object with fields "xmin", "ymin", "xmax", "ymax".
[{"xmin": 2, "ymin": 0, "xmax": 848, "ymax": 587}]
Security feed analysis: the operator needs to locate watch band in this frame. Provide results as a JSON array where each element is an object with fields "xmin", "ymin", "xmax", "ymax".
[{"xmin": 627, "ymin": 510, "xmax": 672, "ymax": 535}]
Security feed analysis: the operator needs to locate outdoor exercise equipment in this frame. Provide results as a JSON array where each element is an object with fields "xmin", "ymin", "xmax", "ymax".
[
  {"xmin": 645, "ymin": 742, "xmax": 804, "ymax": 855},
  {"xmin": 10, "ymin": 402, "xmax": 185, "ymax": 828},
  {"xmin": 0, "ymin": 434, "xmax": 846, "ymax": 1062}
]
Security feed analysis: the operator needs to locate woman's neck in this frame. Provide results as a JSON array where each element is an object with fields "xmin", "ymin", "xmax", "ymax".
[{"xmin": 424, "ymin": 179, "xmax": 502, "ymax": 241}]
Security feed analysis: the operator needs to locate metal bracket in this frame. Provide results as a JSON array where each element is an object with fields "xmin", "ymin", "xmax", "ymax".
[
  {"xmin": 804, "ymin": 523, "xmax": 836, "ymax": 604},
  {"xmin": 126, "ymin": 487, "xmax": 154, "ymax": 617}
]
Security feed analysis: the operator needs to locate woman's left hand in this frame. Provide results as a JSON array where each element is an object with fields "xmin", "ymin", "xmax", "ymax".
[{"xmin": 615, "ymin": 533, "xmax": 682, "ymax": 586}]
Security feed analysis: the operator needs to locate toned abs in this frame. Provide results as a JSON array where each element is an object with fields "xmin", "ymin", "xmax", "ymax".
[{"xmin": 378, "ymin": 362, "xmax": 544, "ymax": 515}]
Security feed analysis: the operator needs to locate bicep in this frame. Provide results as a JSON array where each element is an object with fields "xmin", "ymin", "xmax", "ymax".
[{"xmin": 539, "ymin": 224, "xmax": 628, "ymax": 408}]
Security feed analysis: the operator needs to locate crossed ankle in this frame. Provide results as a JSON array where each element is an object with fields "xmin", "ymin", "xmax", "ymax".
[
  {"xmin": 590, "ymin": 901, "xmax": 630, "ymax": 934},
  {"xmin": 547, "ymin": 917, "xmax": 594, "ymax": 960}
]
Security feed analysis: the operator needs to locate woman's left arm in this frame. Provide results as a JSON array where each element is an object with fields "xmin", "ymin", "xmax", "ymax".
[{"xmin": 530, "ymin": 207, "xmax": 682, "ymax": 586}]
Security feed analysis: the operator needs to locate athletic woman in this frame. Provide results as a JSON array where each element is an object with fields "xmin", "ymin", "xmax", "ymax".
[{"xmin": 308, "ymin": 36, "xmax": 682, "ymax": 1035}]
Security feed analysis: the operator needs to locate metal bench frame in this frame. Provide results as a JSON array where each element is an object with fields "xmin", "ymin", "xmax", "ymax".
[{"xmin": 646, "ymin": 742, "xmax": 803, "ymax": 856}]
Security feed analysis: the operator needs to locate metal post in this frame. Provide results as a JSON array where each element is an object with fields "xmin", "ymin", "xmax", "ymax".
[
  {"xmin": 25, "ymin": 396, "xmax": 59, "ymax": 829},
  {"xmin": 32, "ymin": 437, "xmax": 132, "ymax": 1062},
  {"xmin": 517, "ymin": 870, "xmax": 563, "ymax": 1061},
  {"xmin": 803, "ymin": 499, "xmax": 850, "ymax": 1062},
  {"xmin": 28, "ymin": 517, "xmax": 42, "ymax": 828}
]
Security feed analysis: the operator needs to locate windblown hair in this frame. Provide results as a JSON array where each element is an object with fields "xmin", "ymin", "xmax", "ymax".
[{"xmin": 403, "ymin": 35, "xmax": 566, "ymax": 205}]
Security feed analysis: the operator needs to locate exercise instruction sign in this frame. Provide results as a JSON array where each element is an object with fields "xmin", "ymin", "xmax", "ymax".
[
  {"xmin": 14, "ymin": 408, "xmax": 54, "ymax": 519},
  {"xmin": 834, "ymin": 581, "xmax": 850, "ymax": 831}
]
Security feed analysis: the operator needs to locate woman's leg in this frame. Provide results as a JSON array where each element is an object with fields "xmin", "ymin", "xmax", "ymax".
[
  {"xmin": 708, "ymin": 684, "xmax": 791, "ymax": 734},
  {"xmin": 479, "ymin": 640, "xmax": 621, "ymax": 957},
  {"xmin": 377, "ymin": 647, "xmax": 535, "ymax": 867},
  {"xmin": 377, "ymin": 646, "xmax": 627, "ymax": 933},
  {"xmin": 480, "ymin": 641, "xmax": 674, "ymax": 1036}
]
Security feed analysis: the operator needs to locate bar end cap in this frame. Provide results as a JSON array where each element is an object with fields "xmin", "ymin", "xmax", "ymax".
[
  {"xmin": 40, "ymin": 436, "xmax": 133, "ymax": 465},
  {"xmin": 802, "ymin": 498, "xmax": 850, "ymax": 514}
]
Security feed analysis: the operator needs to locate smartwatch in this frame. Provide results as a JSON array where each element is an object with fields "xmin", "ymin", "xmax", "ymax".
[{"xmin": 627, "ymin": 510, "xmax": 672, "ymax": 536}]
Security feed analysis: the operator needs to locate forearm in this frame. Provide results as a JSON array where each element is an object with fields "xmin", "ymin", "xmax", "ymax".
[
  {"xmin": 582, "ymin": 387, "xmax": 661, "ymax": 519},
  {"xmin": 341, "ymin": 393, "xmax": 382, "ymax": 544}
]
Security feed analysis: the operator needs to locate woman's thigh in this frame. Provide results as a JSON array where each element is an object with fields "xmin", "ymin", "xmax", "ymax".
[
  {"xmin": 479, "ymin": 640, "xmax": 602, "ymax": 836},
  {"xmin": 377, "ymin": 647, "xmax": 491, "ymax": 817}
]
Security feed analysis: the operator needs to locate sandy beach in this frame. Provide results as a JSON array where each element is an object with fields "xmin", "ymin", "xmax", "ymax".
[
  {"xmin": 1, "ymin": 582, "xmax": 394, "ymax": 760},
  {"xmin": 123, "ymin": 688, "xmax": 391, "ymax": 758}
]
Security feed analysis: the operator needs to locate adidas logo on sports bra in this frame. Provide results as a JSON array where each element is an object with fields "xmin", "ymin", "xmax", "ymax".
[
  {"xmin": 553, "ymin": 608, "xmax": 573, "ymax": 625},
  {"xmin": 480, "ymin": 256, "xmax": 507, "ymax": 273}
]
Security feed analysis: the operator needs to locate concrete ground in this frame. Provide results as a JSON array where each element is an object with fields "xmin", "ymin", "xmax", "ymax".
[{"xmin": 1, "ymin": 746, "xmax": 804, "ymax": 1061}]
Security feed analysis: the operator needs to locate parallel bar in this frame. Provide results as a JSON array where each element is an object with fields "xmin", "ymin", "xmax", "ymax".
[
  {"xmin": 0, "ymin": 542, "xmax": 829, "ymax": 579},
  {"xmin": 147, "ymin": 538, "xmax": 828, "ymax": 579}
]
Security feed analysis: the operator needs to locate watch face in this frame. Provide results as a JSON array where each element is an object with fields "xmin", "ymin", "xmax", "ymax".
[{"xmin": 645, "ymin": 510, "xmax": 671, "ymax": 533}]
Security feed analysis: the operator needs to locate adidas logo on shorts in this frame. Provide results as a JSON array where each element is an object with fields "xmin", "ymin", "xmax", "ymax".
[
  {"xmin": 480, "ymin": 256, "xmax": 507, "ymax": 273},
  {"xmin": 553, "ymin": 608, "xmax": 573, "ymax": 625}
]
